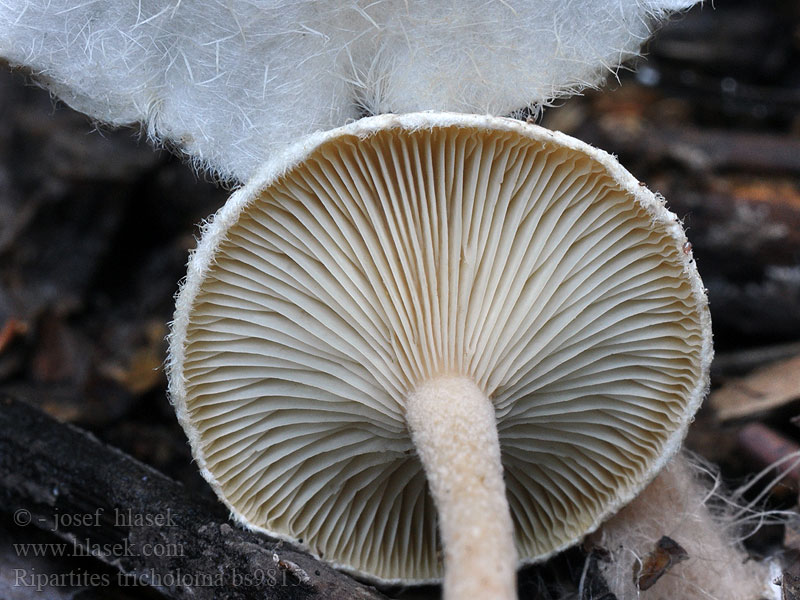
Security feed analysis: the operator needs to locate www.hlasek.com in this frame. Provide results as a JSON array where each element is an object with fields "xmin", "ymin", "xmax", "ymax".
[
  {"xmin": 14, "ymin": 537, "xmax": 184, "ymax": 559},
  {"xmin": 13, "ymin": 507, "xmax": 184, "ymax": 559},
  {"xmin": 13, "ymin": 568, "xmax": 291, "ymax": 591}
]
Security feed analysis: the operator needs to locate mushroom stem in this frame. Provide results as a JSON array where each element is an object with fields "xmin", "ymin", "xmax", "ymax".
[{"xmin": 405, "ymin": 376, "xmax": 517, "ymax": 600}]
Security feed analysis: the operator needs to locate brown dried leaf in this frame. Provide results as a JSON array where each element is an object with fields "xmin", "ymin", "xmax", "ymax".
[
  {"xmin": 0, "ymin": 317, "xmax": 28, "ymax": 353},
  {"xmin": 710, "ymin": 354, "xmax": 800, "ymax": 422},
  {"xmin": 633, "ymin": 536, "xmax": 689, "ymax": 591},
  {"xmin": 97, "ymin": 321, "xmax": 166, "ymax": 396}
]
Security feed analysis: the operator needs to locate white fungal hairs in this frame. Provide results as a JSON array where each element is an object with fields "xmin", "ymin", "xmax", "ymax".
[
  {"xmin": 0, "ymin": 0, "xmax": 698, "ymax": 182},
  {"xmin": 590, "ymin": 452, "xmax": 783, "ymax": 600}
]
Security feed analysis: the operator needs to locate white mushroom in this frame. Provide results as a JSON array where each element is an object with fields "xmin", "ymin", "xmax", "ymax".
[{"xmin": 168, "ymin": 112, "xmax": 712, "ymax": 599}]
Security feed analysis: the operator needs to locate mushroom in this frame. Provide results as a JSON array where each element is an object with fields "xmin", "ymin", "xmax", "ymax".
[{"xmin": 168, "ymin": 112, "xmax": 711, "ymax": 599}]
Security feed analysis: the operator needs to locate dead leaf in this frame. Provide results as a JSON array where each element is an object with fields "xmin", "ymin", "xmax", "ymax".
[
  {"xmin": 633, "ymin": 536, "xmax": 689, "ymax": 591},
  {"xmin": 0, "ymin": 317, "xmax": 28, "ymax": 353},
  {"xmin": 710, "ymin": 354, "xmax": 800, "ymax": 422},
  {"xmin": 97, "ymin": 320, "xmax": 166, "ymax": 396}
]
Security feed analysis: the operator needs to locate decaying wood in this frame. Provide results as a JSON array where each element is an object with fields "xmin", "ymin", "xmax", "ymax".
[
  {"xmin": 781, "ymin": 571, "xmax": 800, "ymax": 600},
  {"xmin": 586, "ymin": 123, "xmax": 800, "ymax": 175},
  {"xmin": 0, "ymin": 395, "xmax": 388, "ymax": 600}
]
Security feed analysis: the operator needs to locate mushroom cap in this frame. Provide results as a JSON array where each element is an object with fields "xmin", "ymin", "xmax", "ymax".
[{"xmin": 168, "ymin": 113, "xmax": 712, "ymax": 584}]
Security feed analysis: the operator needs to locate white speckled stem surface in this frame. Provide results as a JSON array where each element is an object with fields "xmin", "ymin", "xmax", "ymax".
[{"xmin": 406, "ymin": 376, "xmax": 517, "ymax": 600}]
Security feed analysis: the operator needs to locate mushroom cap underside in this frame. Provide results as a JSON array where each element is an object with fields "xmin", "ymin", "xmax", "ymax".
[{"xmin": 168, "ymin": 113, "xmax": 712, "ymax": 584}]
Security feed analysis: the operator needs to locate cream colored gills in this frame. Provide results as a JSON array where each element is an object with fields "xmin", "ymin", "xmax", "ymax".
[{"xmin": 168, "ymin": 114, "xmax": 711, "ymax": 600}]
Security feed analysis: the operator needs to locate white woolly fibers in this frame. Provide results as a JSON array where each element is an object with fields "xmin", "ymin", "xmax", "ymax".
[
  {"xmin": 589, "ymin": 452, "xmax": 780, "ymax": 600},
  {"xmin": 0, "ymin": 0, "xmax": 698, "ymax": 182}
]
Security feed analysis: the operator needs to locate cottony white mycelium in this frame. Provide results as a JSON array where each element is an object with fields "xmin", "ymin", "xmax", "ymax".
[{"xmin": 0, "ymin": 2, "xmax": 782, "ymax": 599}]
